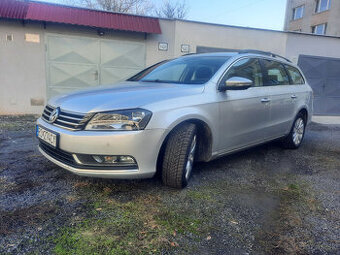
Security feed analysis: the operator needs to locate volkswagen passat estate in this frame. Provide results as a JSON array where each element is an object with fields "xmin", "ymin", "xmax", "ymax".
[{"xmin": 37, "ymin": 51, "xmax": 313, "ymax": 188}]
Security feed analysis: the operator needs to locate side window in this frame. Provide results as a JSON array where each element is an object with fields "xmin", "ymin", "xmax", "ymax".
[
  {"xmin": 262, "ymin": 59, "xmax": 290, "ymax": 86},
  {"xmin": 285, "ymin": 65, "xmax": 305, "ymax": 85},
  {"xmin": 222, "ymin": 58, "xmax": 263, "ymax": 87}
]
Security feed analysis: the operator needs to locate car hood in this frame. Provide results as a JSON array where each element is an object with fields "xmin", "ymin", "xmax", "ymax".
[{"xmin": 49, "ymin": 81, "xmax": 204, "ymax": 113}]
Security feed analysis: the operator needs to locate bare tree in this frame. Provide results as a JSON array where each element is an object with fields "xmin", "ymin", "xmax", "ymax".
[
  {"xmin": 62, "ymin": 0, "xmax": 189, "ymax": 18},
  {"xmin": 63, "ymin": 0, "xmax": 154, "ymax": 15},
  {"xmin": 155, "ymin": 0, "xmax": 188, "ymax": 19}
]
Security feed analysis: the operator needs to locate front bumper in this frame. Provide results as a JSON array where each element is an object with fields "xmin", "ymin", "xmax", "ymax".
[{"xmin": 37, "ymin": 118, "xmax": 166, "ymax": 179}]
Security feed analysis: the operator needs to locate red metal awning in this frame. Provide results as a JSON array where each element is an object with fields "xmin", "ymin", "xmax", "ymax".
[
  {"xmin": 0, "ymin": 0, "xmax": 29, "ymax": 20},
  {"xmin": 0, "ymin": 0, "xmax": 161, "ymax": 34}
]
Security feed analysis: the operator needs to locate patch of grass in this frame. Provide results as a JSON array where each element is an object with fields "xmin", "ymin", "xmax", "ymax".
[
  {"xmin": 186, "ymin": 190, "xmax": 214, "ymax": 201},
  {"xmin": 156, "ymin": 208, "xmax": 201, "ymax": 235},
  {"xmin": 0, "ymin": 115, "xmax": 38, "ymax": 131},
  {"xmin": 52, "ymin": 186, "xmax": 206, "ymax": 255}
]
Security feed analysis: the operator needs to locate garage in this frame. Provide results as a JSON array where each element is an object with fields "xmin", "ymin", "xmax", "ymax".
[
  {"xmin": 46, "ymin": 34, "xmax": 146, "ymax": 98},
  {"xmin": 298, "ymin": 55, "xmax": 340, "ymax": 116}
]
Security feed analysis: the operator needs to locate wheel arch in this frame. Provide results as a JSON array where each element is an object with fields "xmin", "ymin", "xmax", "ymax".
[
  {"xmin": 156, "ymin": 117, "xmax": 214, "ymax": 175},
  {"xmin": 297, "ymin": 107, "xmax": 309, "ymax": 123}
]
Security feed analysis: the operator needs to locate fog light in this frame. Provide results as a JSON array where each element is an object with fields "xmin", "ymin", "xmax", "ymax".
[
  {"xmin": 92, "ymin": 155, "xmax": 119, "ymax": 164},
  {"xmin": 73, "ymin": 154, "xmax": 137, "ymax": 167},
  {"xmin": 104, "ymin": 156, "xmax": 118, "ymax": 163},
  {"xmin": 118, "ymin": 156, "xmax": 135, "ymax": 164},
  {"xmin": 92, "ymin": 155, "xmax": 104, "ymax": 163}
]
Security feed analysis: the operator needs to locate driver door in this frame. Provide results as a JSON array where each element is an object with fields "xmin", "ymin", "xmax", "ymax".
[{"xmin": 217, "ymin": 57, "xmax": 271, "ymax": 152}]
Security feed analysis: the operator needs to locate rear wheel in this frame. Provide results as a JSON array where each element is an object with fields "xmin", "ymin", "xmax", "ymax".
[
  {"xmin": 162, "ymin": 123, "xmax": 197, "ymax": 188},
  {"xmin": 281, "ymin": 113, "xmax": 306, "ymax": 149}
]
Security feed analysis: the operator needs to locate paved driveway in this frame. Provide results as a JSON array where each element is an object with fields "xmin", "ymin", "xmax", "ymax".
[{"xmin": 0, "ymin": 116, "xmax": 339, "ymax": 254}]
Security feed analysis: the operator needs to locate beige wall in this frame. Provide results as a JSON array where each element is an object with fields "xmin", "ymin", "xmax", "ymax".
[
  {"xmin": 0, "ymin": 20, "xmax": 145, "ymax": 115},
  {"xmin": 285, "ymin": 0, "xmax": 340, "ymax": 36},
  {"xmin": 172, "ymin": 20, "xmax": 288, "ymax": 56},
  {"xmin": 1, "ymin": 18, "xmax": 340, "ymax": 114},
  {"xmin": 145, "ymin": 19, "xmax": 176, "ymax": 66},
  {"xmin": 0, "ymin": 20, "xmax": 46, "ymax": 115},
  {"xmin": 285, "ymin": 32, "xmax": 340, "ymax": 63}
]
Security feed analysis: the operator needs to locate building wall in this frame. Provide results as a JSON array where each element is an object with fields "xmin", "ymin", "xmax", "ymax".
[
  {"xmin": 285, "ymin": 32, "xmax": 340, "ymax": 63},
  {"xmin": 284, "ymin": 0, "xmax": 340, "ymax": 36},
  {"xmin": 0, "ymin": 19, "xmax": 146, "ymax": 115},
  {"xmin": 145, "ymin": 19, "xmax": 176, "ymax": 66},
  {"xmin": 172, "ymin": 20, "xmax": 288, "ymax": 56},
  {"xmin": 327, "ymin": 1, "xmax": 340, "ymax": 36},
  {"xmin": 0, "ymin": 20, "xmax": 46, "ymax": 115}
]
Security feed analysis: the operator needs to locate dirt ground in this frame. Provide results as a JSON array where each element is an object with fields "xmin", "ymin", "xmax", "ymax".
[{"xmin": 0, "ymin": 115, "xmax": 339, "ymax": 255}]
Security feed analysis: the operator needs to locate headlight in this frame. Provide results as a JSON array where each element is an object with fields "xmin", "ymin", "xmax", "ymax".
[{"xmin": 85, "ymin": 109, "xmax": 152, "ymax": 131}]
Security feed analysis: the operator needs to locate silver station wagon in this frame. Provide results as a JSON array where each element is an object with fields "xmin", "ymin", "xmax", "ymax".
[{"xmin": 37, "ymin": 50, "xmax": 313, "ymax": 188}]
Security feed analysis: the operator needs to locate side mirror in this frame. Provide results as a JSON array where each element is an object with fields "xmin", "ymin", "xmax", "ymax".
[{"xmin": 222, "ymin": 77, "xmax": 253, "ymax": 91}]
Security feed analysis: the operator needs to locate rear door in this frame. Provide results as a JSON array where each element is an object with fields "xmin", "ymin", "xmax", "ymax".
[
  {"xmin": 260, "ymin": 59, "xmax": 296, "ymax": 138},
  {"xmin": 217, "ymin": 57, "xmax": 270, "ymax": 152}
]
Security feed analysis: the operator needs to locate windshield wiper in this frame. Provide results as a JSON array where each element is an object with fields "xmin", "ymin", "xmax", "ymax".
[{"xmin": 141, "ymin": 79, "xmax": 171, "ymax": 83}]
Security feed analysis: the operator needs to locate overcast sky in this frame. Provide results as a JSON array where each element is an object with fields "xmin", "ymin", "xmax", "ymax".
[{"xmin": 40, "ymin": 0, "xmax": 287, "ymax": 31}]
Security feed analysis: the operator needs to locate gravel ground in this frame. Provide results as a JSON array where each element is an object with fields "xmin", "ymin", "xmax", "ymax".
[{"xmin": 0, "ymin": 115, "xmax": 339, "ymax": 254}]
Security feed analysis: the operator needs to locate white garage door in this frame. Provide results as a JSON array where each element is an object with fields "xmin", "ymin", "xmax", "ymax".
[{"xmin": 46, "ymin": 34, "xmax": 145, "ymax": 98}]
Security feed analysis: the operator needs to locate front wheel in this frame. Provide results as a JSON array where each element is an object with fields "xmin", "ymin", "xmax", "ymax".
[
  {"xmin": 281, "ymin": 113, "xmax": 306, "ymax": 149},
  {"xmin": 162, "ymin": 123, "xmax": 197, "ymax": 188}
]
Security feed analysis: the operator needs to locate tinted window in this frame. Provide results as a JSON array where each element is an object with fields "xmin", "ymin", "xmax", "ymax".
[
  {"xmin": 222, "ymin": 58, "xmax": 263, "ymax": 87},
  {"xmin": 285, "ymin": 65, "xmax": 305, "ymax": 85},
  {"xmin": 141, "ymin": 56, "xmax": 230, "ymax": 85},
  {"xmin": 262, "ymin": 59, "xmax": 290, "ymax": 86}
]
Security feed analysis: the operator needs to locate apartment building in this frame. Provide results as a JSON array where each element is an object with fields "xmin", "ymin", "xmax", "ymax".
[{"xmin": 284, "ymin": 0, "xmax": 340, "ymax": 36}]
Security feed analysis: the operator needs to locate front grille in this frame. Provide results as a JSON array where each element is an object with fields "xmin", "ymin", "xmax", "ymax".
[{"xmin": 42, "ymin": 105, "xmax": 92, "ymax": 131}]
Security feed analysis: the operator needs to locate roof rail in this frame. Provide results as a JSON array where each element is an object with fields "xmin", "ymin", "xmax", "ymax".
[{"xmin": 238, "ymin": 49, "xmax": 292, "ymax": 63}]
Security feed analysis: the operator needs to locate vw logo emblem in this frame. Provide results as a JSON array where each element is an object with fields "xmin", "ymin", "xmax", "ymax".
[{"xmin": 49, "ymin": 107, "xmax": 60, "ymax": 123}]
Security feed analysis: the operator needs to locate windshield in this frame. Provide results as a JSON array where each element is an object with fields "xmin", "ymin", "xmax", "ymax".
[
  {"xmin": 140, "ymin": 56, "xmax": 230, "ymax": 84},
  {"xmin": 127, "ymin": 60, "xmax": 169, "ymax": 81}
]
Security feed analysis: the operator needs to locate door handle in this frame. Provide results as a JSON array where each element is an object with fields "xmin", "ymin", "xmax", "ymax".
[
  {"xmin": 291, "ymin": 95, "xmax": 297, "ymax": 99},
  {"xmin": 261, "ymin": 98, "xmax": 271, "ymax": 103}
]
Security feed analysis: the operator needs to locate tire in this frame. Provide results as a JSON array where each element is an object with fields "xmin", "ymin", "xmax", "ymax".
[
  {"xmin": 281, "ymin": 113, "xmax": 306, "ymax": 149},
  {"xmin": 162, "ymin": 123, "xmax": 197, "ymax": 188}
]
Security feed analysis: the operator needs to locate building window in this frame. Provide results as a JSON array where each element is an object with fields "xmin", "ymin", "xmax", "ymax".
[
  {"xmin": 315, "ymin": 0, "xmax": 331, "ymax": 13},
  {"xmin": 312, "ymin": 23, "xmax": 327, "ymax": 35},
  {"xmin": 292, "ymin": 5, "xmax": 304, "ymax": 20}
]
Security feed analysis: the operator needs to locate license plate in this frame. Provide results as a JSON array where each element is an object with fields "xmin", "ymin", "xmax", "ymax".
[{"xmin": 36, "ymin": 125, "xmax": 58, "ymax": 148}]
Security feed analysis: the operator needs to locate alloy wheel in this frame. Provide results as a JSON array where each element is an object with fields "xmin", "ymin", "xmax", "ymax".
[
  {"xmin": 185, "ymin": 135, "xmax": 197, "ymax": 181},
  {"xmin": 293, "ymin": 117, "xmax": 305, "ymax": 146}
]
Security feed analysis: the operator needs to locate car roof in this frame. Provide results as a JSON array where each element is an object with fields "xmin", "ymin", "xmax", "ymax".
[
  {"xmin": 181, "ymin": 51, "xmax": 293, "ymax": 65},
  {"xmin": 182, "ymin": 52, "xmax": 238, "ymax": 58}
]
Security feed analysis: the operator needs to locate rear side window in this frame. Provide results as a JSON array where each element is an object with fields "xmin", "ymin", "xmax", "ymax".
[
  {"xmin": 222, "ymin": 58, "xmax": 263, "ymax": 87},
  {"xmin": 285, "ymin": 65, "xmax": 305, "ymax": 85},
  {"xmin": 261, "ymin": 59, "xmax": 290, "ymax": 86}
]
